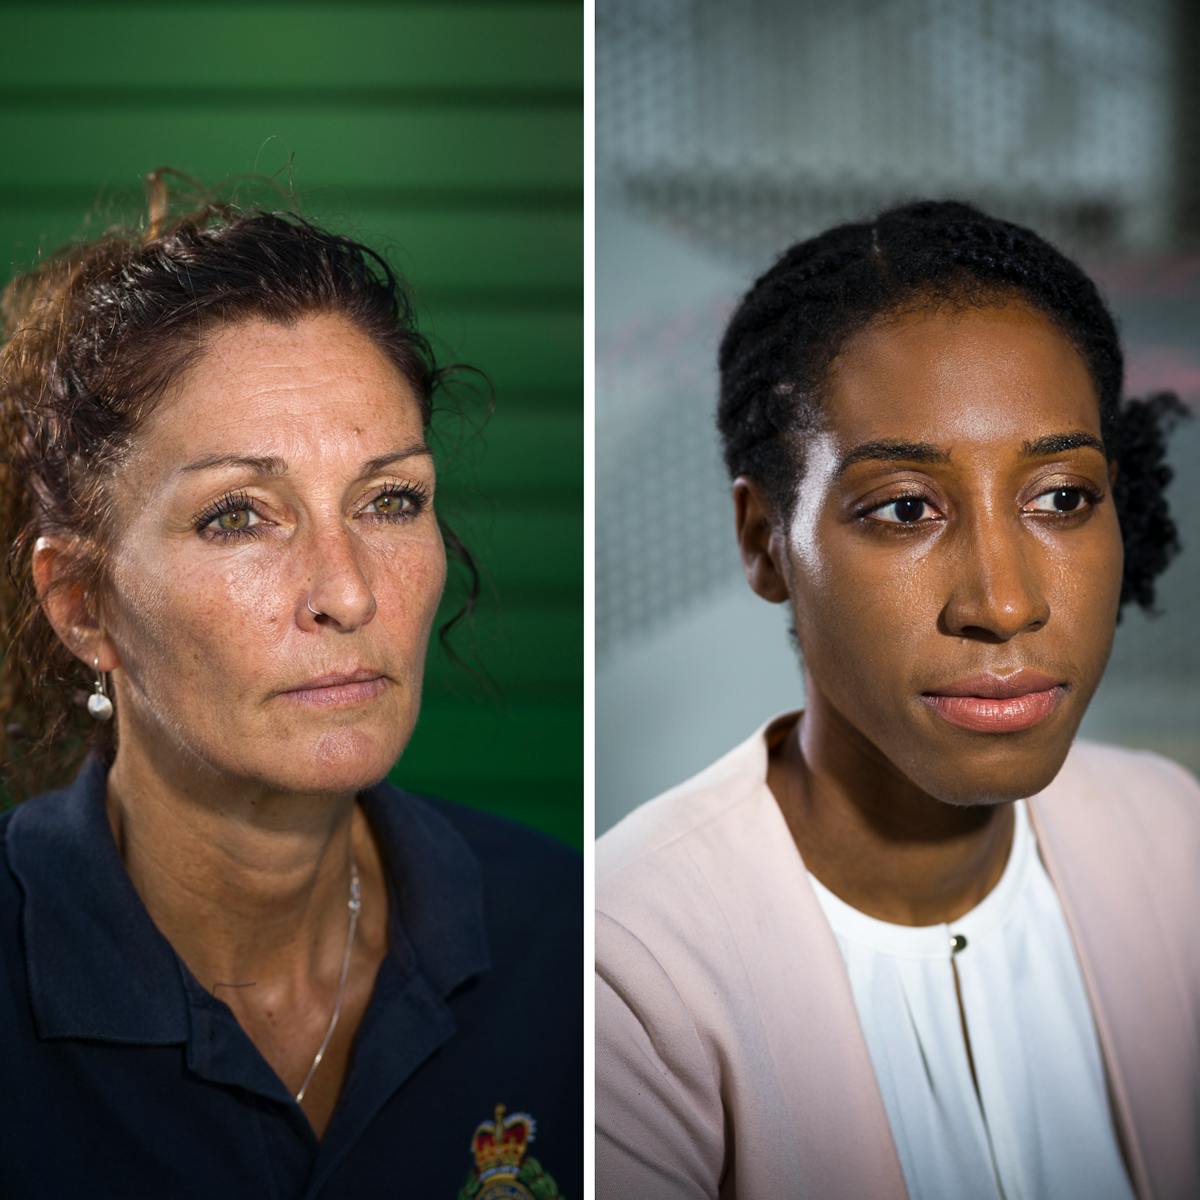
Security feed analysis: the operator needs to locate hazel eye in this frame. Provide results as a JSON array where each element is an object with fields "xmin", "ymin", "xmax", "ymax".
[
  {"xmin": 361, "ymin": 484, "xmax": 429, "ymax": 521},
  {"xmin": 867, "ymin": 496, "xmax": 938, "ymax": 524},
  {"xmin": 367, "ymin": 493, "xmax": 411, "ymax": 516},
  {"xmin": 197, "ymin": 497, "xmax": 263, "ymax": 538},
  {"xmin": 1025, "ymin": 487, "xmax": 1091, "ymax": 514},
  {"xmin": 214, "ymin": 507, "xmax": 257, "ymax": 531}
]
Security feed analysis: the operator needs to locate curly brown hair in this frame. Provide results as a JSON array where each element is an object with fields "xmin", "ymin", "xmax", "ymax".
[{"xmin": 0, "ymin": 172, "xmax": 480, "ymax": 800}]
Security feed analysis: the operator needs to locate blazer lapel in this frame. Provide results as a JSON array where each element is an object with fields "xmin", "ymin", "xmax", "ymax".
[
  {"xmin": 1029, "ymin": 751, "xmax": 1200, "ymax": 1200},
  {"xmin": 694, "ymin": 727, "xmax": 908, "ymax": 1199}
]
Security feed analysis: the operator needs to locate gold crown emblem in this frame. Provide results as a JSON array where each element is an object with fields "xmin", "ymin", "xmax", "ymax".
[{"xmin": 471, "ymin": 1104, "xmax": 535, "ymax": 1180}]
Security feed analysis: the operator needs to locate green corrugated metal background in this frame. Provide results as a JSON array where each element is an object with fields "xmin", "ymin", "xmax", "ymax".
[{"xmin": 0, "ymin": 2, "xmax": 582, "ymax": 847}]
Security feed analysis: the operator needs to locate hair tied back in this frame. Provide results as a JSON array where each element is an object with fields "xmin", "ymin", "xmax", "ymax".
[{"xmin": 143, "ymin": 168, "xmax": 170, "ymax": 243}]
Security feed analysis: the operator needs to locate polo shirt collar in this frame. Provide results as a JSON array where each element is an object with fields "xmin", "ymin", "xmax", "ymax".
[
  {"xmin": 7, "ymin": 753, "xmax": 188, "ymax": 1043},
  {"xmin": 8, "ymin": 754, "xmax": 491, "ymax": 1050},
  {"xmin": 360, "ymin": 780, "xmax": 490, "ymax": 996}
]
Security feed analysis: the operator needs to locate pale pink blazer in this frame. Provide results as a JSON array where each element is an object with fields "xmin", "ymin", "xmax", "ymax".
[{"xmin": 596, "ymin": 715, "xmax": 1200, "ymax": 1199}]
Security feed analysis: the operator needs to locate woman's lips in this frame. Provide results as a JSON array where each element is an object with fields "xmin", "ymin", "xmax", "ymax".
[
  {"xmin": 920, "ymin": 672, "xmax": 1068, "ymax": 733},
  {"xmin": 278, "ymin": 676, "xmax": 389, "ymax": 708}
]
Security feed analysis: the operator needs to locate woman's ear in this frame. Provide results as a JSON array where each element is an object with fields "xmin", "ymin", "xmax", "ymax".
[
  {"xmin": 31, "ymin": 536, "xmax": 119, "ymax": 671},
  {"xmin": 732, "ymin": 477, "xmax": 790, "ymax": 603}
]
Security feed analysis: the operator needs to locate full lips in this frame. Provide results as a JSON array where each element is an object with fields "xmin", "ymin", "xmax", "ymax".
[
  {"xmin": 921, "ymin": 686, "xmax": 1066, "ymax": 733},
  {"xmin": 279, "ymin": 676, "xmax": 389, "ymax": 708}
]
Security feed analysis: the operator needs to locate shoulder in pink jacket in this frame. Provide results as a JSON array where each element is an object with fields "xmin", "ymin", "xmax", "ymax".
[{"xmin": 596, "ymin": 715, "xmax": 1200, "ymax": 1199}]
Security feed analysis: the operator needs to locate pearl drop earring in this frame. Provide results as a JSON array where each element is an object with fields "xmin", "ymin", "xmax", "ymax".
[{"xmin": 87, "ymin": 658, "xmax": 113, "ymax": 722}]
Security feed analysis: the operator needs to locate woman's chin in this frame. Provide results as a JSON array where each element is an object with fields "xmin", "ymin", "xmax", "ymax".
[
  {"xmin": 875, "ymin": 691, "xmax": 1087, "ymax": 808},
  {"xmin": 911, "ymin": 743, "xmax": 1075, "ymax": 808},
  {"xmin": 235, "ymin": 725, "xmax": 410, "ymax": 797}
]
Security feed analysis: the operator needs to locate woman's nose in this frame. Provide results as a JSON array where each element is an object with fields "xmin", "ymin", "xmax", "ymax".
[
  {"xmin": 940, "ymin": 517, "xmax": 1050, "ymax": 642},
  {"xmin": 299, "ymin": 525, "xmax": 378, "ymax": 632}
]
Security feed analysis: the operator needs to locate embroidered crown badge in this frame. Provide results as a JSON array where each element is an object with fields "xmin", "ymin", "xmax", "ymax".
[{"xmin": 456, "ymin": 1104, "xmax": 564, "ymax": 1200}]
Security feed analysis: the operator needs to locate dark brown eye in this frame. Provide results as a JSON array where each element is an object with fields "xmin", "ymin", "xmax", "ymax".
[
  {"xmin": 868, "ymin": 496, "xmax": 937, "ymax": 524},
  {"xmin": 1026, "ymin": 487, "xmax": 1091, "ymax": 514}
]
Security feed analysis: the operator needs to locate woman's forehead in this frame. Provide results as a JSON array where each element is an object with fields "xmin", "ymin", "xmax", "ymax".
[
  {"xmin": 133, "ymin": 314, "xmax": 425, "ymax": 471},
  {"xmin": 820, "ymin": 300, "xmax": 1102, "ymax": 449},
  {"xmin": 175, "ymin": 313, "xmax": 416, "ymax": 409}
]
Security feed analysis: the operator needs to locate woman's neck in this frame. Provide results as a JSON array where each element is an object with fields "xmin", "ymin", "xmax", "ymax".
[
  {"xmin": 102, "ymin": 719, "xmax": 390, "ymax": 1136},
  {"xmin": 104, "ymin": 732, "xmax": 369, "ymax": 994},
  {"xmin": 769, "ymin": 688, "xmax": 1014, "ymax": 926}
]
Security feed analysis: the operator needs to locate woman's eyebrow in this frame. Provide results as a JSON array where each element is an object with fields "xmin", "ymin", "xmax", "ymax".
[
  {"xmin": 359, "ymin": 443, "xmax": 433, "ymax": 475},
  {"xmin": 835, "ymin": 440, "xmax": 950, "ymax": 477},
  {"xmin": 834, "ymin": 430, "xmax": 1107, "ymax": 479},
  {"xmin": 179, "ymin": 452, "xmax": 287, "ymax": 476},
  {"xmin": 1021, "ymin": 431, "xmax": 1106, "ymax": 458},
  {"xmin": 178, "ymin": 442, "xmax": 432, "ymax": 477}
]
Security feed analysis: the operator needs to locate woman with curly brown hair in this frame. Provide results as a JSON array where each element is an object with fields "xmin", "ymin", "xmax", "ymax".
[
  {"xmin": 597, "ymin": 201, "xmax": 1197, "ymax": 1200},
  {"xmin": 0, "ymin": 177, "xmax": 579, "ymax": 1198}
]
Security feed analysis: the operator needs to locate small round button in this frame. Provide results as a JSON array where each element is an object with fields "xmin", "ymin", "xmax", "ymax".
[{"xmin": 950, "ymin": 933, "xmax": 968, "ymax": 954}]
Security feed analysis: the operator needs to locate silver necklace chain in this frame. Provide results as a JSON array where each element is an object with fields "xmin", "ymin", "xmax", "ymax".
[{"xmin": 294, "ymin": 857, "xmax": 361, "ymax": 1105}]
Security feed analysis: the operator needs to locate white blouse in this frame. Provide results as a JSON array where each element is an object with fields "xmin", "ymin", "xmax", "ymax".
[{"xmin": 810, "ymin": 800, "xmax": 1135, "ymax": 1200}]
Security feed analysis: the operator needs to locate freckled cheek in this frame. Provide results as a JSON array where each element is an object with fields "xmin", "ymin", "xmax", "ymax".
[
  {"xmin": 367, "ymin": 535, "xmax": 447, "ymax": 646},
  {"xmin": 169, "ymin": 560, "xmax": 292, "ymax": 679},
  {"xmin": 106, "ymin": 556, "xmax": 176, "ymax": 664},
  {"xmin": 109, "ymin": 541, "xmax": 287, "ymax": 676},
  {"xmin": 210, "ymin": 559, "xmax": 296, "ymax": 650}
]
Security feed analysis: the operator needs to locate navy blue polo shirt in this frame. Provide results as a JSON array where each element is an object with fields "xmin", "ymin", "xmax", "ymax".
[{"xmin": 0, "ymin": 754, "xmax": 581, "ymax": 1198}]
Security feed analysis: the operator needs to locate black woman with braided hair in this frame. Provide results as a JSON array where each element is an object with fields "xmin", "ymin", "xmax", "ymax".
[{"xmin": 597, "ymin": 200, "xmax": 1198, "ymax": 1200}]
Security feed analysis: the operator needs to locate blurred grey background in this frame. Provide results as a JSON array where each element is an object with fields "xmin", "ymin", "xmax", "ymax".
[{"xmin": 597, "ymin": 0, "xmax": 1200, "ymax": 834}]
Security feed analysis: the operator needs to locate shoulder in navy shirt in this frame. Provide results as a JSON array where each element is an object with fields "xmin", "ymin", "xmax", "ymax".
[{"xmin": 0, "ymin": 754, "xmax": 581, "ymax": 1199}]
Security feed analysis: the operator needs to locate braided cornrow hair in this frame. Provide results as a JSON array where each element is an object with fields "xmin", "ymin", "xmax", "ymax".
[{"xmin": 718, "ymin": 199, "xmax": 1186, "ymax": 613}]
